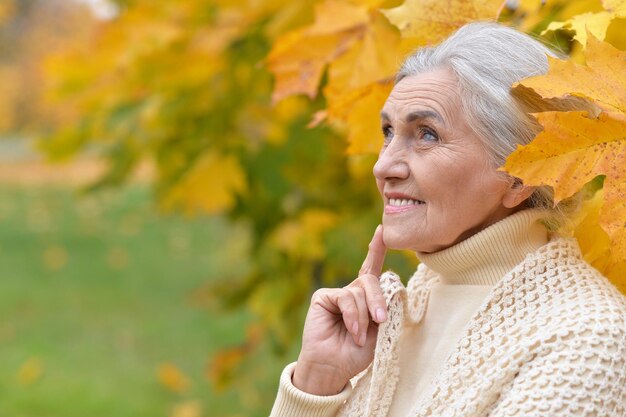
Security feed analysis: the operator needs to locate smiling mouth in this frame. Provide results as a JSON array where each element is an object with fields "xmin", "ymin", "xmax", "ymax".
[{"xmin": 388, "ymin": 198, "xmax": 426, "ymax": 206}]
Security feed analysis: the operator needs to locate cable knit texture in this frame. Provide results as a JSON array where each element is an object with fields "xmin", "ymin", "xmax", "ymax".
[
  {"xmin": 341, "ymin": 238, "xmax": 626, "ymax": 417},
  {"xmin": 270, "ymin": 212, "xmax": 626, "ymax": 417}
]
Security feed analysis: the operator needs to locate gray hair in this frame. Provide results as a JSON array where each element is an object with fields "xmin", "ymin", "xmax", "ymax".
[{"xmin": 396, "ymin": 22, "xmax": 593, "ymax": 216}]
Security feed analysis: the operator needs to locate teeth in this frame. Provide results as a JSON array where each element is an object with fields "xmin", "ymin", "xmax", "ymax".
[{"xmin": 389, "ymin": 198, "xmax": 425, "ymax": 206}]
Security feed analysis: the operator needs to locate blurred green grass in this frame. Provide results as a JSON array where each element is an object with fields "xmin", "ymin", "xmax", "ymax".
[{"xmin": 0, "ymin": 185, "xmax": 284, "ymax": 417}]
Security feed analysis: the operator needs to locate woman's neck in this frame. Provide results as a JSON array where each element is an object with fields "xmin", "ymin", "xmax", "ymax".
[{"xmin": 416, "ymin": 209, "xmax": 549, "ymax": 285}]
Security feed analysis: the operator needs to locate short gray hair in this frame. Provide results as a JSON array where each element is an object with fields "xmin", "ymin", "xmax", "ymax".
[{"xmin": 396, "ymin": 22, "xmax": 593, "ymax": 215}]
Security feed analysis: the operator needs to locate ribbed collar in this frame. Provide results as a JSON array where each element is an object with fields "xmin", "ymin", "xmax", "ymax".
[{"xmin": 416, "ymin": 209, "xmax": 549, "ymax": 285}]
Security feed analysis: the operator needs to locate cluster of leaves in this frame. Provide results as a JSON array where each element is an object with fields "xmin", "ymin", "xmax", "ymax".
[
  {"xmin": 265, "ymin": 0, "xmax": 626, "ymax": 289},
  {"xmin": 35, "ymin": 0, "xmax": 416, "ymax": 405},
  {"xmin": 507, "ymin": 1, "xmax": 626, "ymax": 285},
  {"xmin": 28, "ymin": 0, "xmax": 626, "ymax": 412}
]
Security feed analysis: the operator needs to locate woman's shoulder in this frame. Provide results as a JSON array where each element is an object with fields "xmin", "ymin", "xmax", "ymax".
[
  {"xmin": 512, "ymin": 235, "xmax": 626, "ymax": 341},
  {"xmin": 528, "ymin": 236, "xmax": 626, "ymax": 310}
]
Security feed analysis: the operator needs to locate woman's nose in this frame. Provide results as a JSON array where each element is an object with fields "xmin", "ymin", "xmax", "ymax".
[{"xmin": 373, "ymin": 140, "xmax": 409, "ymax": 181}]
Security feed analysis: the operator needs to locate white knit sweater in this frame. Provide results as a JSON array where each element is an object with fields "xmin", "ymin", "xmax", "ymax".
[{"xmin": 271, "ymin": 211, "xmax": 626, "ymax": 416}]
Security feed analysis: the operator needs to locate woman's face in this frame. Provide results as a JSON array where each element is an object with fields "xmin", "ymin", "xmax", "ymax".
[{"xmin": 374, "ymin": 68, "xmax": 517, "ymax": 253}]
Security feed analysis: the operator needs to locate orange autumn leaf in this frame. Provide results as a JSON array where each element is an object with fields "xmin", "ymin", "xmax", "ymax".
[
  {"xmin": 207, "ymin": 323, "xmax": 264, "ymax": 391},
  {"xmin": 207, "ymin": 345, "xmax": 248, "ymax": 391},
  {"xmin": 517, "ymin": 35, "xmax": 626, "ymax": 113},
  {"xmin": 267, "ymin": 29, "xmax": 356, "ymax": 102},
  {"xmin": 381, "ymin": 0, "xmax": 504, "ymax": 41},
  {"xmin": 511, "ymin": 33, "xmax": 626, "ymax": 277},
  {"xmin": 504, "ymin": 112, "xmax": 626, "ymax": 202},
  {"xmin": 323, "ymin": 81, "xmax": 393, "ymax": 155},
  {"xmin": 503, "ymin": 111, "xmax": 626, "ymax": 263},
  {"xmin": 322, "ymin": 12, "xmax": 403, "ymax": 154},
  {"xmin": 268, "ymin": 1, "xmax": 408, "ymax": 155},
  {"xmin": 325, "ymin": 12, "xmax": 401, "ymax": 92},
  {"xmin": 266, "ymin": 0, "xmax": 370, "ymax": 103},
  {"xmin": 270, "ymin": 0, "xmax": 508, "ymax": 154}
]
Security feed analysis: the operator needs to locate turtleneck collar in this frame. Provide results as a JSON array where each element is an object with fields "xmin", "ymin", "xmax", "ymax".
[{"xmin": 416, "ymin": 209, "xmax": 549, "ymax": 286}]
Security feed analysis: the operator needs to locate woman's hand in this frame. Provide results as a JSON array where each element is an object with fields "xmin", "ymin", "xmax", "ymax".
[{"xmin": 293, "ymin": 225, "xmax": 388, "ymax": 396}]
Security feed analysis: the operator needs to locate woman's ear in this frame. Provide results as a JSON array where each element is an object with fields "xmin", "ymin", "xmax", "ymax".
[{"xmin": 502, "ymin": 177, "xmax": 535, "ymax": 208}]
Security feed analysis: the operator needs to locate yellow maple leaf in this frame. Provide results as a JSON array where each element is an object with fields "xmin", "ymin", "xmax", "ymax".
[
  {"xmin": 539, "ymin": 0, "xmax": 626, "ymax": 47},
  {"xmin": 321, "ymin": 11, "xmax": 404, "ymax": 155},
  {"xmin": 504, "ymin": 112, "xmax": 625, "ymax": 202},
  {"xmin": 503, "ymin": 110, "xmax": 626, "ymax": 265},
  {"xmin": 570, "ymin": 189, "xmax": 626, "ymax": 293},
  {"xmin": 381, "ymin": 0, "xmax": 504, "ymax": 42},
  {"xmin": 267, "ymin": 30, "xmax": 332, "ymax": 101},
  {"xmin": 268, "ymin": 3, "xmax": 407, "ymax": 157},
  {"xmin": 157, "ymin": 363, "xmax": 191, "ymax": 394},
  {"xmin": 161, "ymin": 151, "xmax": 247, "ymax": 215},
  {"xmin": 542, "ymin": 11, "xmax": 613, "ymax": 46},
  {"xmin": 266, "ymin": 0, "xmax": 370, "ymax": 103},
  {"xmin": 605, "ymin": 16, "xmax": 626, "ymax": 51},
  {"xmin": 498, "ymin": 0, "xmax": 604, "ymax": 37},
  {"xmin": 517, "ymin": 35, "xmax": 626, "ymax": 114},
  {"xmin": 325, "ymin": 12, "xmax": 401, "ymax": 92},
  {"xmin": 344, "ymin": 82, "xmax": 393, "ymax": 154}
]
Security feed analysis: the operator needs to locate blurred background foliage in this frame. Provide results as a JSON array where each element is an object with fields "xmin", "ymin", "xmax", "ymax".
[
  {"xmin": 0, "ymin": 0, "xmax": 624, "ymax": 416},
  {"xmin": 1, "ymin": 0, "xmax": 414, "ymax": 415}
]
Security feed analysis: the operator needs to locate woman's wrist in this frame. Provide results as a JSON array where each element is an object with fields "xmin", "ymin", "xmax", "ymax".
[{"xmin": 292, "ymin": 360, "xmax": 349, "ymax": 396}]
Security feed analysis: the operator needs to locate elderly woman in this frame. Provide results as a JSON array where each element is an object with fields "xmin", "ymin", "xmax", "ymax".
[{"xmin": 270, "ymin": 22, "xmax": 626, "ymax": 417}]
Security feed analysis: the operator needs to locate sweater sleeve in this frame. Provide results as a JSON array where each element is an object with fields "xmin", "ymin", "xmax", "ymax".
[
  {"xmin": 269, "ymin": 362, "xmax": 352, "ymax": 417},
  {"xmin": 487, "ymin": 327, "xmax": 626, "ymax": 417}
]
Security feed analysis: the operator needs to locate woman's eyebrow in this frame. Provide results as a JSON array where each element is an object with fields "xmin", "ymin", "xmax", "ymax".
[
  {"xmin": 379, "ymin": 110, "xmax": 443, "ymax": 123},
  {"xmin": 405, "ymin": 110, "xmax": 443, "ymax": 123}
]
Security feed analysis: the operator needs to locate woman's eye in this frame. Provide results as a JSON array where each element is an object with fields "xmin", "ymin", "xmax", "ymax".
[
  {"xmin": 382, "ymin": 126, "xmax": 394, "ymax": 143},
  {"xmin": 418, "ymin": 127, "xmax": 438, "ymax": 142}
]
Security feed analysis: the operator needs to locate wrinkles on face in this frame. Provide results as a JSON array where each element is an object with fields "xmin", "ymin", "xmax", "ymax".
[
  {"xmin": 383, "ymin": 73, "xmax": 458, "ymax": 131},
  {"xmin": 375, "ymin": 68, "xmax": 514, "ymax": 253}
]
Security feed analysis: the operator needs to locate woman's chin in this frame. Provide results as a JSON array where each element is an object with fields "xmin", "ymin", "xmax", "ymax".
[{"xmin": 382, "ymin": 229, "xmax": 418, "ymax": 252}]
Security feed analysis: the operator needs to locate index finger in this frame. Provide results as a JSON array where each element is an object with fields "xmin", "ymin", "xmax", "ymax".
[{"xmin": 359, "ymin": 225, "xmax": 387, "ymax": 277}]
